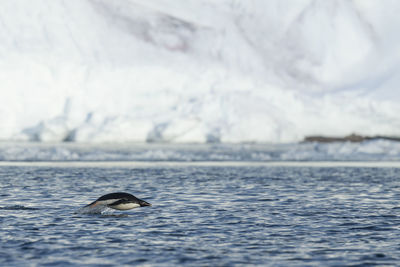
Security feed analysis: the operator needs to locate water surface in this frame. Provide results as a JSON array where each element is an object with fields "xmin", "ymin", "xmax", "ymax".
[{"xmin": 1, "ymin": 164, "xmax": 400, "ymax": 266}]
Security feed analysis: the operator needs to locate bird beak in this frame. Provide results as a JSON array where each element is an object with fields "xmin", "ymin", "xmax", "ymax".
[{"xmin": 140, "ymin": 200, "xmax": 151, "ymax": 207}]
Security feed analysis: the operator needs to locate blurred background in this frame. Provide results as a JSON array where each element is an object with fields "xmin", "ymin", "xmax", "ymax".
[{"xmin": 1, "ymin": 0, "xmax": 400, "ymax": 144}]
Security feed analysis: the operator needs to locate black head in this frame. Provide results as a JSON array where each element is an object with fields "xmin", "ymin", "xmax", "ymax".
[{"xmin": 138, "ymin": 199, "xmax": 152, "ymax": 207}]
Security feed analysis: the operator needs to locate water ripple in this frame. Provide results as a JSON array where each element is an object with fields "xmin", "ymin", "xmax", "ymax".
[
  {"xmin": 0, "ymin": 205, "xmax": 39, "ymax": 210},
  {"xmin": 0, "ymin": 165, "xmax": 399, "ymax": 266}
]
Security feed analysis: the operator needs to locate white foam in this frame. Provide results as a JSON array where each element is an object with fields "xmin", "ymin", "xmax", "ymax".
[{"xmin": 76, "ymin": 205, "xmax": 113, "ymax": 215}]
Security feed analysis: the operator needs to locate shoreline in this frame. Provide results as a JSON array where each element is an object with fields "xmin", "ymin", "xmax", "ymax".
[{"xmin": 0, "ymin": 160, "xmax": 399, "ymax": 168}]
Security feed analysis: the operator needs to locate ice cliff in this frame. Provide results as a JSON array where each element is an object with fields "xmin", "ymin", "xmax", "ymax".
[{"xmin": 1, "ymin": 0, "xmax": 400, "ymax": 143}]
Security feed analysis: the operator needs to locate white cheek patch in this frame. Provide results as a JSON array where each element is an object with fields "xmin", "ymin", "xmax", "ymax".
[{"xmin": 110, "ymin": 203, "xmax": 140, "ymax": 210}]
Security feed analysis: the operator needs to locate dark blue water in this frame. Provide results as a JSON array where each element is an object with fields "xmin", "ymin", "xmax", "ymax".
[{"xmin": 1, "ymin": 165, "xmax": 400, "ymax": 266}]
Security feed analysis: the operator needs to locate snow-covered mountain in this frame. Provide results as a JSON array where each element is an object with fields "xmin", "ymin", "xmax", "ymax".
[{"xmin": 1, "ymin": 0, "xmax": 400, "ymax": 143}]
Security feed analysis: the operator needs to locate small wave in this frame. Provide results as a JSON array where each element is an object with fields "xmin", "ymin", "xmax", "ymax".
[
  {"xmin": 349, "ymin": 225, "xmax": 392, "ymax": 231},
  {"xmin": 100, "ymin": 214, "xmax": 129, "ymax": 218},
  {"xmin": 75, "ymin": 205, "xmax": 115, "ymax": 215},
  {"xmin": 0, "ymin": 205, "xmax": 39, "ymax": 210}
]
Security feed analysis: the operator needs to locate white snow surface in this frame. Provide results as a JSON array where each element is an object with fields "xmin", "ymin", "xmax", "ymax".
[{"xmin": 1, "ymin": 0, "xmax": 400, "ymax": 143}]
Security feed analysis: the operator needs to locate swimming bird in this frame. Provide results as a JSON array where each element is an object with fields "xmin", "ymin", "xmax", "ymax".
[{"xmin": 85, "ymin": 192, "xmax": 151, "ymax": 210}]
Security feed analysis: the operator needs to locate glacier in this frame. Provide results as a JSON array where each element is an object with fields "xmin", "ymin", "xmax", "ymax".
[{"xmin": 1, "ymin": 0, "xmax": 400, "ymax": 143}]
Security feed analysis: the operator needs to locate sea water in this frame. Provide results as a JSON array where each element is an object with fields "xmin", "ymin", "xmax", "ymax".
[{"xmin": 1, "ymin": 161, "xmax": 400, "ymax": 266}]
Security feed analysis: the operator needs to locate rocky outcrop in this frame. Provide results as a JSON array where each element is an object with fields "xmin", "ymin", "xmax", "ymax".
[{"xmin": 304, "ymin": 134, "xmax": 400, "ymax": 143}]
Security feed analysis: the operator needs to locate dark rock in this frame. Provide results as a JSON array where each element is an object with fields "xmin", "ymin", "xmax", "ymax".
[{"xmin": 304, "ymin": 133, "xmax": 400, "ymax": 143}]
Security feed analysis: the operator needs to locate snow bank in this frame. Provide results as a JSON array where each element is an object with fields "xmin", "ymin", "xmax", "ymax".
[
  {"xmin": 1, "ymin": 140, "xmax": 399, "ymax": 161},
  {"xmin": 1, "ymin": 0, "xmax": 400, "ymax": 143}
]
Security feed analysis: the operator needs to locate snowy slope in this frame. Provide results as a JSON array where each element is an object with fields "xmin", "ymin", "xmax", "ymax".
[{"xmin": 1, "ymin": 0, "xmax": 400, "ymax": 143}]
